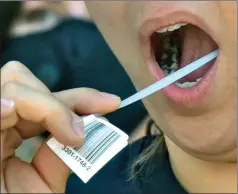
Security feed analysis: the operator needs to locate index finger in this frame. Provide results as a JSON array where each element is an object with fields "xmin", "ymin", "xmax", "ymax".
[
  {"xmin": 1, "ymin": 61, "xmax": 50, "ymax": 93},
  {"xmin": 2, "ymin": 81, "xmax": 83, "ymax": 147}
]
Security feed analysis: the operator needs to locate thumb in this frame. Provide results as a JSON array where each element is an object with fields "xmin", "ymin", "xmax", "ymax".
[
  {"xmin": 32, "ymin": 138, "xmax": 71, "ymax": 193},
  {"xmin": 31, "ymin": 88, "xmax": 122, "ymax": 192}
]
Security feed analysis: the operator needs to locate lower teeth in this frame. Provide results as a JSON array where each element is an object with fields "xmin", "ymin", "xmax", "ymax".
[{"xmin": 175, "ymin": 78, "xmax": 202, "ymax": 88}]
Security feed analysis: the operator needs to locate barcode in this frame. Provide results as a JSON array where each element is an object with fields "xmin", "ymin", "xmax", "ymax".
[
  {"xmin": 73, "ymin": 121, "xmax": 121, "ymax": 164},
  {"xmin": 47, "ymin": 115, "xmax": 128, "ymax": 183}
]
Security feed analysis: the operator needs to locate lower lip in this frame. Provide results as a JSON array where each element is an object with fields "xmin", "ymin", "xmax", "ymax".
[{"xmin": 148, "ymin": 57, "xmax": 218, "ymax": 108}]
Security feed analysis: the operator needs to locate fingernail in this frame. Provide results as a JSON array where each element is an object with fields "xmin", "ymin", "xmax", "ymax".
[
  {"xmin": 72, "ymin": 113, "xmax": 84, "ymax": 137},
  {"xmin": 100, "ymin": 92, "xmax": 120, "ymax": 99},
  {"xmin": 1, "ymin": 98, "xmax": 14, "ymax": 109}
]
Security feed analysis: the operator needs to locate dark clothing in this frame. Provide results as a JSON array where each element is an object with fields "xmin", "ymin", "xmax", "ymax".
[
  {"xmin": 66, "ymin": 136, "xmax": 187, "ymax": 194},
  {"xmin": 0, "ymin": 1, "xmax": 22, "ymax": 43},
  {"xmin": 1, "ymin": 19, "xmax": 147, "ymax": 134}
]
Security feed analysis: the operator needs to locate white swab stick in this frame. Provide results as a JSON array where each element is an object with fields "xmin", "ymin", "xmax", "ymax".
[{"xmin": 119, "ymin": 50, "xmax": 218, "ymax": 109}]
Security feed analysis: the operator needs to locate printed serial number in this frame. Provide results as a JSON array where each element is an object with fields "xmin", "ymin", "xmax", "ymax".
[{"xmin": 62, "ymin": 146, "xmax": 91, "ymax": 171}]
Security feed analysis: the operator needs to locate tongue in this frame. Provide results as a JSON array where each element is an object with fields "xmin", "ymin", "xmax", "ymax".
[{"xmin": 179, "ymin": 25, "xmax": 217, "ymax": 82}]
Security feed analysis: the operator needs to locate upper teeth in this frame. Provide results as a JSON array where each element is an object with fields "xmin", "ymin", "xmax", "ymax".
[{"xmin": 156, "ymin": 23, "xmax": 188, "ymax": 33}]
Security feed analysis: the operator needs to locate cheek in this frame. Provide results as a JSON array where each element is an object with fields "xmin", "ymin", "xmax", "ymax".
[
  {"xmin": 85, "ymin": 2, "xmax": 126, "ymax": 59},
  {"xmin": 85, "ymin": 2, "xmax": 124, "ymax": 26},
  {"xmin": 219, "ymin": 1, "xmax": 237, "ymax": 24},
  {"xmin": 218, "ymin": 2, "xmax": 237, "ymax": 59},
  {"xmin": 86, "ymin": 2, "xmax": 154, "ymax": 91}
]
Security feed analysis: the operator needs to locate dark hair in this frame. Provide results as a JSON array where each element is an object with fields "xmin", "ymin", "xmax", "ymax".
[{"xmin": 0, "ymin": 1, "xmax": 22, "ymax": 42}]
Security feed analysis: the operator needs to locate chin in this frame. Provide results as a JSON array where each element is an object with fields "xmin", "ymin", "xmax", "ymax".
[{"xmin": 164, "ymin": 116, "xmax": 237, "ymax": 162}]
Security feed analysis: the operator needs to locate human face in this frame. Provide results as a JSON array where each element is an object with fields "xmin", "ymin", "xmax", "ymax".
[{"xmin": 85, "ymin": 1, "xmax": 237, "ymax": 162}]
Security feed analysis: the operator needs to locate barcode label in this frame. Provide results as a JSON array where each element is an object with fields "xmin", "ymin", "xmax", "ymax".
[
  {"xmin": 74, "ymin": 122, "xmax": 121, "ymax": 164},
  {"xmin": 47, "ymin": 115, "xmax": 128, "ymax": 183}
]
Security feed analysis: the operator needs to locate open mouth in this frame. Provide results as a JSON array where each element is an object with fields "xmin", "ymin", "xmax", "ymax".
[
  {"xmin": 142, "ymin": 17, "xmax": 219, "ymax": 107},
  {"xmin": 151, "ymin": 22, "xmax": 218, "ymax": 88}
]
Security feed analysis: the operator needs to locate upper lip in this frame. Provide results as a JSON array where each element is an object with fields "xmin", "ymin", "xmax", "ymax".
[{"xmin": 139, "ymin": 9, "xmax": 219, "ymax": 60}]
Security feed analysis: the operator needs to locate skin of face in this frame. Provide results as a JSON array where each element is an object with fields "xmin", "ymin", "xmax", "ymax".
[{"xmin": 85, "ymin": 1, "xmax": 237, "ymax": 162}]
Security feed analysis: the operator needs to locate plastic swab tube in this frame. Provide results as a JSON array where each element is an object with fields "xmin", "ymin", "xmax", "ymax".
[{"xmin": 119, "ymin": 50, "xmax": 218, "ymax": 109}]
